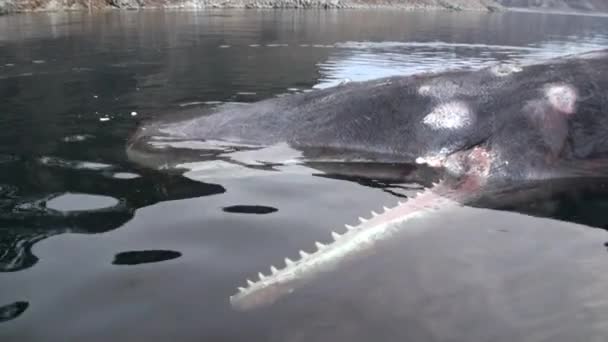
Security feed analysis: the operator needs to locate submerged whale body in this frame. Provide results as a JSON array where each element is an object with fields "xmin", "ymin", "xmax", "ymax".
[{"xmin": 127, "ymin": 49, "xmax": 608, "ymax": 311}]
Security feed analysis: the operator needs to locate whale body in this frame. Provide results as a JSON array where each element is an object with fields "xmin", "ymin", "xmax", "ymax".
[{"xmin": 127, "ymin": 49, "xmax": 608, "ymax": 310}]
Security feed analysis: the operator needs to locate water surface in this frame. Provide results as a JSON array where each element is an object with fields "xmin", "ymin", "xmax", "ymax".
[{"xmin": 1, "ymin": 9, "xmax": 608, "ymax": 342}]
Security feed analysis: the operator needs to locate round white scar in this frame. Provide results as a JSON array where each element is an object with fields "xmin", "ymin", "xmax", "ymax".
[
  {"xmin": 544, "ymin": 83, "xmax": 578, "ymax": 114},
  {"xmin": 423, "ymin": 101, "xmax": 474, "ymax": 130}
]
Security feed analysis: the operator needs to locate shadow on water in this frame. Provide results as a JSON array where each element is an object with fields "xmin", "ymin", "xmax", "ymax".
[
  {"xmin": 234, "ymin": 207, "xmax": 608, "ymax": 342},
  {"xmin": 0, "ymin": 155, "xmax": 225, "ymax": 272},
  {"xmin": 0, "ymin": 302, "xmax": 28, "ymax": 323},
  {"xmin": 223, "ymin": 205, "xmax": 279, "ymax": 215},
  {"xmin": 112, "ymin": 250, "xmax": 182, "ymax": 266},
  {"xmin": 324, "ymin": 170, "xmax": 608, "ymax": 230}
]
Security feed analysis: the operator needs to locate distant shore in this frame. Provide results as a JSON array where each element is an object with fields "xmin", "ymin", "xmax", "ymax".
[
  {"xmin": 1, "ymin": 0, "xmax": 503, "ymax": 15},
  {"xmin": 505, "ymin": 6, "xmax": 608, "ymax": 18},
  {"xmin": 2, "ymin": 0, "xmax": 608, "ymax": 16}
]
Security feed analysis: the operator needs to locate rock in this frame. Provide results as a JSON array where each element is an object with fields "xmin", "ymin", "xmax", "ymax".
[
  {"xmin": 110, "ymin": 0, "xmax": 144, "ymax": 9},
  {"xmin": 0, "ymin": 0, "xmax": 14, "ymax": 14},
  {"xmin": 3, "ymin": 0, "xmax": 607, "ymax": 14},
  {"xmin": 495, "ymin": 0, "xmax": 608, "ymax": 12}
]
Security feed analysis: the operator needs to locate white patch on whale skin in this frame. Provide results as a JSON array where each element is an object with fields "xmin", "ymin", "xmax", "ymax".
[
  {"xmin": 423, "ymin": 101, "xmax": 474, "ymax": 130},
  {"xmin": 415, "ymin": 156, "xmax": 444, "ymax": 167},
  {"xmin": 418, "ymin": 85, "xmax": 432, "ymax": 96},
  {"xmin": 490, "ymin": 63, "xmax": 523, "ymax": 77},
  {"xmin": 544, "ymin": 83, "xmax": 578, "ymax": 114},
  {"xmin": 417, "ymin": 80, "xmax": 473, "ymax": 99},
  {"xmin": 415, "ymin": 147, "xmax": 454, "ymax": 168}
]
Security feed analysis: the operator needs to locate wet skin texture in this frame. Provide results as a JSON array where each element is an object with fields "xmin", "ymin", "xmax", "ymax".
[
  {"xmin": 129, "ymin": 49, "xmax": 608, "ymax": 187},
  {"xmin": 128, "ymin": 49, "xmax": 608, "ymax": 310}
]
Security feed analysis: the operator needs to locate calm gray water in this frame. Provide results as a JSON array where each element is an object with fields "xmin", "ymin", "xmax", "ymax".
[{"xmin": 1, "ymin": 9, "xmax": 608, "ymax": 342}]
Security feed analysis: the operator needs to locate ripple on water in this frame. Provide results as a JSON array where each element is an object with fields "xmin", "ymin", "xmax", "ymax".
[
  {"xmin": 38, "ymin": 156, "xmax": 113, "ymax": 171},
  {"xmin": 45, "ymin": 193, "xmax": 120, "ymax": 213},
  {"xmin": 0, "ymin": 154, "xmax": 18, "ymax": 164},
  {"xmin": 0, "ymin": 184, "xmax": 18, "ymax": 198},
  {"xmin": 112, "ymin": 250, "xmax": 182, "ymax": 266},
  {"xmin": 62, "ymin": 134, "xmax": 95, "ymax": 142},
  {"xmin": 223, "ymin": 205, "xmax": 278, "ymax": 215},
  {"xmin": 0, "ymin": 301, "xmax": 29, "ymax": 323}
]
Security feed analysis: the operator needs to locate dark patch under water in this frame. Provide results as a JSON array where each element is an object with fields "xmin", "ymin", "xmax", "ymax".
[
  {"xmin": 0, "ymin": 302, "xmax": 28, "ymax": 323},
  {"xmin": 0, "ymin": 8, "xmax": 608, "ymax": 342},
  {"xmin": 112, "ymin": 250, "xmax": 182, "ymax": 265},
  {"xmin": 223, "ymin": 205, "xmax": 278, "ymax": 215}
]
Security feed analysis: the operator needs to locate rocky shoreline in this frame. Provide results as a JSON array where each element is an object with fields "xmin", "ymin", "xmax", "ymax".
[
  {"xmin": 1, "ymin": 0, "xmax": 608, "ymax": 15},
  {"xmin": 1, "ymin": 0, "xmax": 503, "ymax": 15}
]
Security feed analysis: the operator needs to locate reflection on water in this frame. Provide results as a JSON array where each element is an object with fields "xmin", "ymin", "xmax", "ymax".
[
  {"xmin": 112, "ymin": 250, "xmax": 182, "ymax": 265},
  {"xmin": 0, "ymin": 8, "xmax": 608, "ymax": 342},
  {"xmin": 0, "ymin": 302, "xmax": 28, "ymax": 323},
  {"xmin": 46, "ymin": 193, "xmax": 120, "ymax": 212},
  {"xmin": 0, "ymin": 168, "xmax": 224, "ymax": 272},
  {"xmin": 37, "ymin": 156, "xmax": 113, "ymax": 171},
  {"xmin": 223, "ymin": 205, "xmax": 279, "ymax": 214},
  {"xmin": 315, "ymin": 38, "xmax": 608, "ymax": 88},
  {"xmin": 110, "ymin": 172, "xmax": 141, "ymax": 179}
]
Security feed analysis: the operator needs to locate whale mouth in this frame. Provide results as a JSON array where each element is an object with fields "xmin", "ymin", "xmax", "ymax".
[
  {"xmin": 229, "ymin": 174, "xmax": 489, "ymax": 311},
  {"xmin": 229, "ymin": 144, "xmax": 495, "ymax": 311}
]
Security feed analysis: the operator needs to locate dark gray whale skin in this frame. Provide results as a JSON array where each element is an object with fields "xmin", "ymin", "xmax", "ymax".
[
  {"xmin": 127, "ymin": 49, "xmax": 608, "ymax": 311},
  {"xmin": 129, "ymin": 49, "xmax": 608, "ymax": 185}
]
